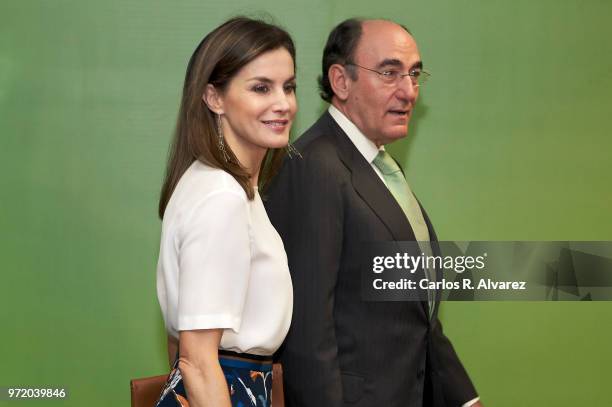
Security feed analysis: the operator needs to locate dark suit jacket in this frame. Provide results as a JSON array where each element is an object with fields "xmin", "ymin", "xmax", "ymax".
[{"xmin": 264, "ymin": 112, "xmax": 477, "ymax": 407}]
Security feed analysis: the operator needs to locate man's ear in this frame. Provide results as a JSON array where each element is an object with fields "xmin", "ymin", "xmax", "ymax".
[
  {"xmin": 202, "ymin": 84, "xmax": 224, "ymax": 115},
  {"xmin": 329, "ymin": 64, "xmax": 352, "ymax": 101}
]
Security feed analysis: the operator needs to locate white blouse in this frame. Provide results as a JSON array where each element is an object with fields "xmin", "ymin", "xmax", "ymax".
[{"xmin": 156, "ymin": 160, "xmax": 293, "ymax": 356}]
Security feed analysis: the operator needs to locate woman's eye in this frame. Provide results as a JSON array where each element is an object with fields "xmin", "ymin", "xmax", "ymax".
[
  {"xmin": 252, "ymin": 84, "xmax": 270, "ymax": 94},
  {"xmin": 284, "ymin": 83, "xmax": 297, "ymax": 93}
]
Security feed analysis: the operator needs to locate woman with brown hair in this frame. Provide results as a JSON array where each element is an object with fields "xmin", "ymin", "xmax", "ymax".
[{"xmin": 155, "ymin": 17, "xmax": 296, "ymax": 407}]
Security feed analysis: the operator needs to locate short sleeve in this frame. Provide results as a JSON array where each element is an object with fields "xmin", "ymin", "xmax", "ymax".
[{"xmin": 176, "ymin": 190, "xmax": 251, "ymax": 333}]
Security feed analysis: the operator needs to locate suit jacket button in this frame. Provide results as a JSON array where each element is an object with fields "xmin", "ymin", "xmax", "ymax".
[{"xmin": 417, "ymin": 369, "xmax": 425, "ymax": 379}]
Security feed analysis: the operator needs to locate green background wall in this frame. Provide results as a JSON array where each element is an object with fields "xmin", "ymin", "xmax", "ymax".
[{"xmin": 1, "ymin": 0, "xmax": 611, "ymax": 405}]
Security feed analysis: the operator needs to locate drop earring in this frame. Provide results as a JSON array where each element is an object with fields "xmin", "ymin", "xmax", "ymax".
[{"xmin": 216, "ymin": 114, "xmax": 230, "ymax": 162}]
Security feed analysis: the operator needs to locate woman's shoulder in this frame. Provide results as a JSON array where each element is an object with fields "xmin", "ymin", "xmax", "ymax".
[
  {"xmin": 165, "ymin": 160, "xmax": 248, "ymax": 220},
  {"xmin": 180, "ymin": 160, "xmax": 245, "ymax": 198}
]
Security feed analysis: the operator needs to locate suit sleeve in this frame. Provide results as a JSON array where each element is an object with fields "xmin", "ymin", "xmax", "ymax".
[
  {"xmin": 264, "ymin": 151, "xmax": 345, "ymax": 407},
  {"xmin": 430, "ymin": 316, "xmax": 478, "ymax": 406}
]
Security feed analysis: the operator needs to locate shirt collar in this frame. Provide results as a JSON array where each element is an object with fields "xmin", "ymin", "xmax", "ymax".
[{"xmin": 328, "ymin": 105, "xmax": 383, "ymax": 164}]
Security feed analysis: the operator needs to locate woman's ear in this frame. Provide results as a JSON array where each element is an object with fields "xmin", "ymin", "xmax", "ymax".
[
  {"xmin": 329, "ymin": 64, "xmax": 351, "ymax": 101},
  {"xmin": 202, "ymin": 84, "xmax": 224, "ymax": 115}
]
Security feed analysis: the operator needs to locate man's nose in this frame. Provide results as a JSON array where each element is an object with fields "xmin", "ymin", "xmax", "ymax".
[{"xmin": 395, "ymin": 77, "xmax": 419, "ymax": 103}]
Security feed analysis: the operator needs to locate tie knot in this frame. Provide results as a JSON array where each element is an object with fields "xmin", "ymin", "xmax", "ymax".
[{"xmin": 373, "ymin": 150, "xmax": 401, "ymax": 175}]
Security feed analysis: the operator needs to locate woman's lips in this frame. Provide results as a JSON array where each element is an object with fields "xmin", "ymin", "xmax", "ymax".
[{"xmin": 262, "ymin": 119, "xmax": 290, "ymax": 132}]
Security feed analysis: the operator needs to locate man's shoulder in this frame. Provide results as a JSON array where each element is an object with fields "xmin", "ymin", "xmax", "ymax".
[
  {"xmin": 293, "ymin": 113, "xmax": 342, "ymax": 160},
  {"xmin": 273, "ymin": 114, "xmax": 350, "ymax": 186}
]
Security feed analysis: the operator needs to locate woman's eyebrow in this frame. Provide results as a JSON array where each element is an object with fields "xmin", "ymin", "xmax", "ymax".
[{"xmin": 246, "ymin": 76, "xmax": 273, "ymax": 83}]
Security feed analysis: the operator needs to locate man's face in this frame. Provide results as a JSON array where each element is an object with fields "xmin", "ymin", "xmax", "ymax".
[{"xmin": 343, "ymin": 21, "xmax": 422, "ymax": 146}]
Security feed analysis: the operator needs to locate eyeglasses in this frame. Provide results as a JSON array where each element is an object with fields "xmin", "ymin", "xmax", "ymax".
[{"xmin": 346, "ymin": 63, "xmax": 431, "ymax": 87}]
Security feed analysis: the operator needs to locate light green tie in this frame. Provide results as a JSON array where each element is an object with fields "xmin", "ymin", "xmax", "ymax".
[
  {"xmin": 373, "ymin": 150, "xmax": 436, "ymax": 315},
  {"xmin": 372, "ymin": 150, "xmax": 430, "ymax": 242}
]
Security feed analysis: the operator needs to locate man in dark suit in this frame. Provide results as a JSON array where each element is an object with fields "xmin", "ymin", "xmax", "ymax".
[{"xmin": 264, "ymin": 18, "xmax": 481, "ymax": 407}]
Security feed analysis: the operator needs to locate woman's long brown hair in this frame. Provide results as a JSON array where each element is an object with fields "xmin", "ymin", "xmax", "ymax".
[{"xmin": 158, "ymin": 17, "xmax": 296, "ymax": 219}]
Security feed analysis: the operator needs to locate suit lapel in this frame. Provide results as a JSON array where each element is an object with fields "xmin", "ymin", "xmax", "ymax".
[
  {"xmin": 420, "ymin": 206, "xmax": 443, "ymax": 319},
  {"xmin": 318, "ymin": 112, "xmax": 417, "ymax": 242}
]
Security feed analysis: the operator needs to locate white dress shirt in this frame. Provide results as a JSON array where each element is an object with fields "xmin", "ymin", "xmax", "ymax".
[{"xmin": 328, "ymin": 105, "xmax": 387, "ymax": 182}]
